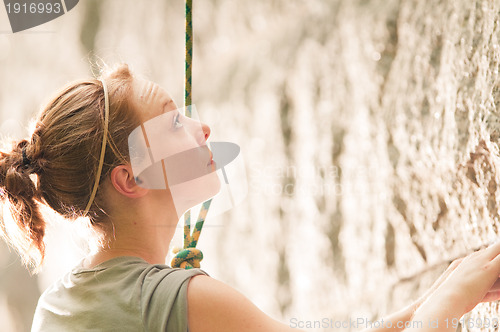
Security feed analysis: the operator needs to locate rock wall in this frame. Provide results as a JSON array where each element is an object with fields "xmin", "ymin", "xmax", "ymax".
[
  {"xmin": 2, "ymin": 0, "xmax": 500, "ymax": 331},
  {"xmin": 192, "ymin": 0, "xmax": 500, "ymax": 330}
]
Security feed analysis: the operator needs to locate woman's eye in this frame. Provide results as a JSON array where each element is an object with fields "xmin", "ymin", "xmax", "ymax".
[{"xmin": 173, "ymin": 113, "xmax": 183, "ymax": 129}]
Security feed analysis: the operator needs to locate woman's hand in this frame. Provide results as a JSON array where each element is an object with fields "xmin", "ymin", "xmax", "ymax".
[
  {"xmin": 429, "ymin": 241, "xmax": 500, "ymax": 315},
  {"xmin": 406, "ymin": 241, "xmax": 500, "ymax": 332},
  {"xmin": 481, "ymin": 277, "xmax": 500, "ymax": 302},
  {"xmin": 411, "ymin": 257, "xmax": 464, "ymax": 310}
]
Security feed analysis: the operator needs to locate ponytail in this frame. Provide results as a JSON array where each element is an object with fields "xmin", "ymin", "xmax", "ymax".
[{"xmin": 0, "ymin": 138, "xmax": 46, "ymax": 271}]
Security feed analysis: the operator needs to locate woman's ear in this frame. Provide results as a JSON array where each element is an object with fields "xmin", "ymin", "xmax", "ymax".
[{"xmin": 110, "ymin": 165, "xmax": 148, "ymax": 198}]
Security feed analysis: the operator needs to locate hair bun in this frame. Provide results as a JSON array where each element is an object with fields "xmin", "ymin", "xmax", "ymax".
[
  {"xmin": 1, "ymin": 140, "xmax": 38, "ymax": 198},
  {"xmin": 17, "ymin": 136, "xmax": 47, "ymax": 175},
  {"xmin": 0, "ymin": 138, "xmax": 45, "ymax": 270}
]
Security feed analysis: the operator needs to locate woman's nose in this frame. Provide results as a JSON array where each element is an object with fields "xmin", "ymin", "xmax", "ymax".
[{"xmin": 199, "ymin": 122, "xmax": 211, "ymax": 144}]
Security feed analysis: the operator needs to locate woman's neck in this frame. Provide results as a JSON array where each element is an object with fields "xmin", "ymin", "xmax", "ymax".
[{"xmin": 84, "ymin": 212, "xmax": 179, "ymax": 268}]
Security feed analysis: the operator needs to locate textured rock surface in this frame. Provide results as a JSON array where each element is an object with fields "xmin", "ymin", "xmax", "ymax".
[
  {"xmin": 192, "ymin": 0, "xmax": 500, "ymax": 330},
  {"xmin": 2, "ymin": 0, "xmax": 500, "ymax": 330}
]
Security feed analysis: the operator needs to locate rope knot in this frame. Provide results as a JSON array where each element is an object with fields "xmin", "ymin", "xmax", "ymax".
[{"xmin": 171, "ymin": 247, "xmax": 203, "ymax": 269}]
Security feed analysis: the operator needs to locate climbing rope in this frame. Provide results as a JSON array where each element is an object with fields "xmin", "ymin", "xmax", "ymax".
[
  {"xmin": 184, "ymin": 0, "xmax": 193, "ymax": 111},
  {"xmin": 171, "ymin": 0, "xmax": 213, "ymax": 270}
]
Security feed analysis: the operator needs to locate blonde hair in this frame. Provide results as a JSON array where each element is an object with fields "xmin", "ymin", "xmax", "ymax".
[{"xmin": 0, "ymin": 63, "xmax": 139, "ymax": 271}]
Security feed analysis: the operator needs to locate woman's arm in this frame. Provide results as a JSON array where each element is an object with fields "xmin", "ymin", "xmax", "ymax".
[
  {"xmin": 358, "ymin": 305, "xmax": 415, "ymax": 332},
  {"xmin": 187, "ymin": 275, "xmax": 301, "ymax": 332},
  {"xmin": 361, "ymin": 258, "xmax": 464, "ymax": 332},
  {"xmin": 187, "ymin": 242, "xmax": 500, "ymax": 332}
]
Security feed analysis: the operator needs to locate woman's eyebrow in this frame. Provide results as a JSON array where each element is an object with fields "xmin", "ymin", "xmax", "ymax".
[{"xmin": 162, "ymin": 99, "xmax": 174, "ymax": 111}]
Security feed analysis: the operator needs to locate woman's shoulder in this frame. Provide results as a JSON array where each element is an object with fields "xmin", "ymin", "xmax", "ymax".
[
  {"xmin": 38, "ymin": 255, "xmax": 208, "ymax": 305},
  {"xmin": 33, "ymin": 256, "xmax": 209, "ymax": 331},
  {"xmin": 70, "ymin": 255, "xmax": 209, "ymax": 290}
]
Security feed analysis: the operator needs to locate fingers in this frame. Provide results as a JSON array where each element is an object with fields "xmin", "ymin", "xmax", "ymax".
[
  {"xmin": 489, "ymin": 252, "xmax": 500, "ymax": 274},
  {"xmin": 484, "ymin": 241, "xmax": 500, "ymax": 260},
  {"xmin": 449, "ymin": 241, "xmax": 500, "ymax": 265},
  {"xmin": 437, "ymin": 258, "xmax": 463, "ymax": 283},
  {"xmin": 481, "ymin": 289, "xmax": 500, "ymax": 303},
  {"xmin": 480, "ymin": 279, "xmax": 500, "ymax": 303},
  {"xmin": 448, "ymin": 258, "xmax": 463, "ymax": 270},
  {"xmin": 490, "ymin": 278, "xmax": 500, "ymax": 291}
]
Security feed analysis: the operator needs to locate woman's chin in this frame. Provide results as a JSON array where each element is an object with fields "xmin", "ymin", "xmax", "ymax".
[{"xmin": 170, "ymin": 172, "xmax": 221, "ymax": 215}]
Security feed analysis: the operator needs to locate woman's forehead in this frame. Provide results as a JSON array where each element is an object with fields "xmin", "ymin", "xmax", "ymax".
[{"xmin": 132, "ymin": 78, "xmax": 176, "ymax": 119}]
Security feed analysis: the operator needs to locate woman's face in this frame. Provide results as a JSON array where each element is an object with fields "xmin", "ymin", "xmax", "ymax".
[{"xmin": 131, "ymin": 78, "xmax": 221, "ymax": 217}]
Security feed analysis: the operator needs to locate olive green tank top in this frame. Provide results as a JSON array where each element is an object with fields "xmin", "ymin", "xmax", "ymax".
[{"xmin": 32, "ymin": 256, "xmax": 208, "ymax": 331}]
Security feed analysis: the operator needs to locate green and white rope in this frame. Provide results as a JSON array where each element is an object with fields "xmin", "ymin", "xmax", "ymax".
[{"xmin": 171, "ymin": 0, "xmax": 213, "ymax": 270}]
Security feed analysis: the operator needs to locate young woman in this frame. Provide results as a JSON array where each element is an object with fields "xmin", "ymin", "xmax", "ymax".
[{"xmin": 1, "ymin": 63, "xmax": 500, "ymax": 332}]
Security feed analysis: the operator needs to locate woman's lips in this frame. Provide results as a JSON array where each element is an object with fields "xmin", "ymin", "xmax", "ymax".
[{"xmin": 207, "ymin": 150, "xmax": 214, "ymax": 166}]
